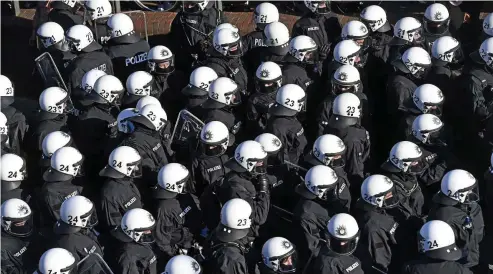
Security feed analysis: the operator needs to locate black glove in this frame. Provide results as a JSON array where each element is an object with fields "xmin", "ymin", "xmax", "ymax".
[
  {"xmin": 256, "ymin": 174, "xmax": 270, "ymax": 193},
  {"xmin": 319, "ymin": 44, "xmax": 331, "ymax": 59}
]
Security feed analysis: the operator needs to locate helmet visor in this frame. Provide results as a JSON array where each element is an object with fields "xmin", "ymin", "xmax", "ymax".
[
  {"xmin": 405, "ymin": 157, "xmax": 427, "ymax": 174},
  {"xmin": 80, "ymin": 207, "xmax": 99, "ymax": 228},
  {"xmin": 4, "ymin": 215, "xmax": 34, "ymax": 236},
  {"xmin": 461, "ymin": 183, "xmax": 480, "ymax": 204},
  {"xmin": 127, "ymin": 159, "xmax": 143, "ymax": 178},
  {"xmin": 328, "ymin": 234, "xmax": 359, "ymax": 254},
  {"xmin": 440, "ymin": 44, "xmax": 464, "ymax": 64},
  {"xmin": 331, "ymin": 82, "xmax": 359, "ymax": 95},
  {"xmin": 327, "ymin": 154, "xmax": 346, "ymax": 168},
  {"xmin": 200, "ymin": 141, "xmax": 227, "ymax": 156},
  {"xmin": 278, "ymin": 251, "xmax": 298, "ymax": 273},
  {"xmin": 422, "ymin": 102, "xmax": 443, "ymax": 116},
  {"xmin": 225, "ymin": 89, "xmax": 242, "ymax": 106},
  {"xmin": 312, "ymin": 0, "xmax": 330, "ymax": 14},
  {"xmin": 73, "ymin": 157, "xmax": 85, "ymax": 177},
  {"xmin": 409, "ymin": 27, "xmax": 424, "ymax": 44},
  {"xmin": 150, "ymin": 57, "xmax": 175, "ymax": 75},
  {"xmin": 255, "ymin": 78, "xmax": 281, "ymax": 94},
  {"xmin": 302, "ymin": 49, "xmax": 319, "ymax": 64},
  {"xmin": 183, "ymin": 1, "xmax": 202, "ymax": 13},
  {"xmin": 424, "ymin": 18, "xmax": 450, "ymax": 35}
]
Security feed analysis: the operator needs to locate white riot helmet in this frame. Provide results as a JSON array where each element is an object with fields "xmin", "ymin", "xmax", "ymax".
[
  {"xmin": 255, "ymin": 133, "xmax": 282, "ymax": 155},
  {"xmin": 389, "ymin": 141, "xmax": 425, "ymax": 174},
  {"xmin": 483, "ymin": 13, "xmax": 493, "ymax": 37},
  {"xmin": 341, "ymin": 21, "xmax": 370, "ymax": 51},
  {"xmin": 264, "ymin": 22, "xmax": 290, "ymax": 55},
  {"xmin": 333, "ymin": 40, "xmax": 366, "ymax": 67},
  {"xmin": 136, "ymin": 96, "xmax": 161, "ymax": 111},
  {"xmin": 90, "ymin": 75, "xmax": 125, "ymax": 105},
  {"xmin": 477, "ymin": 38, "xmax": 493, "ymax": 68},
  {"xmin": 332, "ymin": 93, "xmax": 361, "ymax": 118},
  {"xmin": 107, "ymin": 13, "xmax": 137, "ymax": 40},
  {"xmin": 65, "ymin": 24, "xmax": 101, "ymax": 52},
  {"xmin": 37, "ymin": 248, "xmax": 77, "ymax": 274},
  {"xmin": 213, "ymin": 28, "xmax": 243, "ymax": 57},
  {"xmin": 1, "ymin": 154, "xmax": 27, "ymax": 189},
  {"xmin": 431, "ymin": 36, "xmax": 463, "ymax": 64},
  {"xmin": 57, "ymin": 196, "xmax": 98, "ymax": 232},
  {"xmin": 0, "ymin": 112, "xmax": 7, "ymax": 143},
  {"xmin": 0, "ymin": 75, "xmax": 14, "ymax": 107},
  {"xmin": 200, "ymin": 121, "xmax": 230, "ymax": 156},
  {"xmin": 412, "ymin": 114, "xmax": 444, "ymax": 145},
  {"xmin": 156, "ymin": 163, "xmax": 190, "ymax": 198},
  {"xmin": 393, "ymin": 17, "xmax": 424, "ymax": 44},
  {"xmin": 182, "ymin": 66, "xmax": 218, "ymax": 97},
  {"xmin": 80, "ymin": 69, "xmax": 106, "ymax": 95},
  {"xmin": 121, "ymin": 208, "xmax": 156, "ymax": 243},
  {"xmin": 85, "ymin": 0, "xmax": 112, "ymax": 20},
  {"xmin": 304, "ymin": 0, "xmax": 330, "ymax": 14},
  {"xmin": 255, "ymin": 61, "xmax": 283, "ymax": 94},
  {"xmin": 129, "ymin": 103, "xmax": 167, "ymax": 131},
  {"xmin": 163, "ymin": 255, "xmax": 201, "ymax": 274},
  {"xmin": 307, "ymin": 134, "xmax": 346, "ymax": 168},
  {"xmin": 36, "ymin": 22, "xmax": 65, "ymax": 49},
  {"xmin": 216, "ymin": 198, "xmax": 252, "ymax": 242},
  {"xmin": 286, "ymin": 35, "xmax": 318, "ymax": 64},
  {"xmin": 213, "ymin": 23, "xmax": 239, "ymax": 38},
  {"xmin": 100, "ymin": 146, "xmax": 142, "ymax": 178},
  {"xmin": 147, "ymin": 45, "xmax": 175, "ymax": 75},
  {"xmin": 1, "ymin": 198, "xmax": 33, "ymax": 237},
  {"xmin": 418, "ymin": 220, "xmax": 461, "ymax": 261},
  {"xmin": 38, "ymin": 87, "xmax": 72, "ymax": 119},
  {"xmin": 41, "ymin": 131, "xmax": 73, "ymax": 163},
  {"xmin": 412, "ymin": 84, "xmax": 444, "ymax": 116},
  {"xmin": 125, "ymin": 71, "xmax": 158, "ymax": 105},
  {"xmin": 182, "ymin": 0, "xmax": 209, "ymax": 13},
  {"xmin": 332, "ymin": 64, "xmax": 361, "ymax": 95},
  {"xmin": 327, "ymin": 213, "xmax": 360, "ymax": 255},
  {"xmin": 43, "ymin": 147, "xmax": 84, "ymax": 182},
  {"xmin": 226, "ymin": 140, "xmax": 268, "ymax": 174},
  {"xmin": 117, "ymin": 108, "xmax": 138, "ymax": 133},
  {"xmin": 401, "ymin": 47, "xmax": 432, "ymax": 79},
  {"xmin": 361, "ymin": 174, "xmax": 399, "ymax": 208},
  {"xmin": 269, "ymin": 84, "xmax": 305, "ymax": 117},
  {"xmin": 297, "ymin": 165, "xmax": 339, "ymax": 200},
  {"xmin": 254, "ymin": 2, "xmax": 279, "ymax": 30},
  {"xmin": 424, "ymin": 3, "xmax": 450, "ymax": 35},
  {"xmin": 261, "ymin": 237, "xmax": 297, "ymax": 273},
  {"xmin": 202, "ymin": 77, "xmax": 242, "ymax": 108},
  {"xmin": 360, "ymin": 5, "xmax": 390, "ymax": 33},
  {"xmin": 440, "ymin": 169, "xmax": 479, "ymax": 204}
]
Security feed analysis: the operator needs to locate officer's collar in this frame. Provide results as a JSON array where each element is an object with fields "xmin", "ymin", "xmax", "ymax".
[{"xmin": 432, "ymin": 191, "xmax": 459, "ymax": 206}]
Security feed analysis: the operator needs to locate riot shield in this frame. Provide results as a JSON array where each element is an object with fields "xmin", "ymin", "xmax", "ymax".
[
  {"xmin": 170, "ymin": 109, "xmax": 205, "ymax": 147},
  {"xmin": 78, "ymin": 253, "xmax": 114, "ymax": 274},
  {"xmin": 34, "ymin": 52, "xmax": 68, "ymax": 91},
  {"xmin": 94, "ymin": 10, "xmax": 148, "ymax": 44}
]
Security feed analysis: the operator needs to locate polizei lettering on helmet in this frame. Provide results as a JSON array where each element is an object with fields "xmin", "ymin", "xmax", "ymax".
[{"xmin": 125, "ymin": 52, "xmax": 148, "ymax": 67}]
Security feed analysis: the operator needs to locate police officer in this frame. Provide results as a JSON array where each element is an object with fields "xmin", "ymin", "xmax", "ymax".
[
  {"xmin": 51, "ymin": 196, "xmax": 103, "ymax": 264},
  {"xmin": 1, "ymin": 154, "xmax": 28, "ymax": 203},
  {"xmin": 136, "ymin": 95, "xmax": 162, "ymax": 111},
  {"xmin": 353, "ymin": 174, "xmax": 405, "ymax": 273},
  {"xmin": 36, "ymin": 248, "xmax": 78, "ymax": 274},
  {"xmin": 1, "ymin": 198, "xmax": 38, "ymax": 273},
  {"xmin": 84, "ymin": 0, "xmax": 112, "ymax": 45},
  {"xmin": 260, "ymin": 237, "xmax": 298, "ymax": 274},
  {"xmin": 266, "ymin": 84, "xmax": 307, "ymax": 166},
  {"xmin": 381, "ymin": 141, "xmax": 426, "ymax": 218},
  {"xmin": 98, "ymin": 146, "xmax": 143, "ymax": 232},
  {"xmin": 423, "ymin": 3, "xmax": 452, "ymax": 52},
  {"xmin": 181, "ymin": 66, "xmax": 218, "ymax": 118},
  {"xmin": 388, "ymin": 17, "xmax": 425, "ymax": 65},
  {"xmin": 428, "ymin": 169, "xmax": 484, "ymax": 268},
  {"xmin": 293, "ymin": 165, "xmax": 346, "ymax": 265},
  {"xmin": 201, "ymin": 77, "xmax": 243, "ymax": 137},
  {"xmin": 110, "ymin": 208, "xmax": 157, "ymax": 274},
  {"xmin": 254, "ymin": 133, "xmax": 285, "ymax": 190},
  {"xmin": 73, "ymin": 75, "xmax": 123, "ymax": 177},
  {"xmin": 164, "ymin": 254, "xmax": 201, "ymax": 274},
  {"xmin": 191, "ymin": 121, "xmax": 231, "ymax": 196},
  {"xmin": 402, "ymin": 220, "xmax": 473, "ymax": 274},
  {"xmin": 257, "ymin": 22, "xmax": 291, "ymax": 67},
  {"xmin": 105, "ymin": 13, "xmax": 150, "ymax": 82},
  {"xmin": 38, "ymin": 146, "xmax": 84, "ymax": 229},
  {"xmin": 36, "ymin": 21, "xmax": 76, "ymax": 71},
  {"xmin": 0, "ymin": 75, "xmax": 28, "ymax": 156},
  {"xmin": 317, "ymin": 65, "xmax": 367, "ymax": 137},
  {"xmin": 153, "ymin": 163, "xmax": 202, "ymax": 261},
  {"xmin": 109, "ymin": 107, "xmax": 138, "ymax": 150},
  {"xmin": 169, "ymin": 0, "xmax": 226, "ymax": 73},
  {"xmin": 146, "ymin": 45, "xmax": 187, "ymax": 122},
  {"xmin": 0, "ymin": 112, "xmax": 10, "ymax": 154},
  {"xmin": 28, "ymin": 87, "xmax": 71, "ymax": 155},
  {"xmin": 39, "ymin": 131, "xmax": 74, "ymax": 173},
  {"xmin": 122, "ymin": 104, "xmax": 170, "ymax": 198},
  {"xmin": 247, "ymin": 61, "xmax": 282, "ymax": 135},
  {"xmin": 323, "ymin": 93, "xmax": 370, "ymax": 185},
  {"xmin": 292, "ymin": 0, "xmax": 341, "ymax": 61},
  {"xmin": 482, "ymin": 13, "xmax": 493, "ymax": 48},
  {"xmin": 64, "ymin": 24, "xmax": 114, "ymax": 92},
  {"xmin": 312, "ymin": 213, "xmax": 363, "ymax": 274},
  {"xmin": 359, "ymin": 5, "xmax": 393, "ymax": 65},
  {"xmin": 72, "ymin": 68, "xmax": 107, "ymax": 105},
  {"xmin": 122, "ymin": 71, "xmax": 158, "ymax": 109},
  {"xmin": 47, "ymin": 0, "xmax": 85, "ymax": 31}
]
